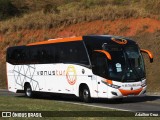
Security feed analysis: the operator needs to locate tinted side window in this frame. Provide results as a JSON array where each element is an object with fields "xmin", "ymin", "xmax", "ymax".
[
  {"xmin": 57, "ymin": 41, "xmax": 89, "ymax": 65},
  {"xmin": 7, "ymin": 47, "xmax": 28, "ymax": 64},
  {"xmin": 7, "ymin": 41, "xmax": 89, "ymax": 65},
  {"xmin": 6, "ymin": 47, "xmax": 13, "ymax": 63},
  {"xmin": 29, "ymin": 45, "xmax": 55, "ymax": 64}
]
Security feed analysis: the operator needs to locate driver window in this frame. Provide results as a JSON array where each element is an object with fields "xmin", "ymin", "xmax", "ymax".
[{"xmin": 92, "ymin": 52, "xmax": 108, "ymax": 78}]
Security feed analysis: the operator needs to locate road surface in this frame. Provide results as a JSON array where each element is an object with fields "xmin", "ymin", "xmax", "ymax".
[{"xmin": 0, "ymin": 89, "xmax": 160, "ymax": 112}]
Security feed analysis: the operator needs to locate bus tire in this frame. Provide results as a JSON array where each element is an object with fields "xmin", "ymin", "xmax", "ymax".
[
  {"xmin": 24, "ymin": 84, "xmax": 33, "ymax": 98},
  {"xmin": 81, "ymin": 86, "xmax": 91, "ymax": 103}
]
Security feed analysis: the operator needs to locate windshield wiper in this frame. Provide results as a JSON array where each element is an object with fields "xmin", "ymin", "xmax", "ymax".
[
  {"xmin": 121, "ymin": 65, "xmax": 128, "ymax": 82},
  {"xmin": 121, "ymin": 50, "xmax": 128, "ymax": 82},
  {"xmin": 126, "ymin": 55, "xmax": 141, "ymax": 81}
]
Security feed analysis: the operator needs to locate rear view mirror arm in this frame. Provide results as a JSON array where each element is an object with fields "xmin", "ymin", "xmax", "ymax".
[{"xmin": 140, "ymin": 49, "xmax": 153, "ymax": 63}]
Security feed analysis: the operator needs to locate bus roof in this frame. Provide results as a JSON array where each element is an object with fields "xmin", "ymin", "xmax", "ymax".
[
  {"xmin": 27, "ymin": 36, "xmax": 83, "ymax": 46},
  {"xmin": 26, "ymin": 35, "xmax": 136, "ymax": 46},
  {"xmin": 83, "ymin": 35, "xmax": 136, "ymax": 44}
]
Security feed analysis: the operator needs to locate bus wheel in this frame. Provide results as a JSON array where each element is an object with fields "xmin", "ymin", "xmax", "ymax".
[
  {"xmin": 82, "ymin": 86, "xmax": 91, "ymax": 103},
  {"xmin": 24, "ymin": 84, "xmax": 33, "ymax": 98}
]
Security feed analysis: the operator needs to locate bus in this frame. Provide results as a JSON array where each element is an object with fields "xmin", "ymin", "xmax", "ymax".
[{"xmin": 6, "ymin": 35, "xmax": 153, "ymax": 102}]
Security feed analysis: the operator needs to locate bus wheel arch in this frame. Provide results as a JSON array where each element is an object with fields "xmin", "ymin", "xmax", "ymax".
[
  {"xmin": 24, "ymin": 82, "xmax": 33, "ymax": 98},
  {"xmin": 79, "ymin": 83, "xmax": 91, "ymax": 103}
]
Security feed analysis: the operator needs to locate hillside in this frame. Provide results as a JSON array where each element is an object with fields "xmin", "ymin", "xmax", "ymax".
[{"xmin": 0, "ymin": 0, "xmax": 160, "ymax": 92}]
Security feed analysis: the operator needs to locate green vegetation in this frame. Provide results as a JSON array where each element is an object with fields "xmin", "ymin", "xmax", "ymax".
[
  {"xmin": 0, "ymin": 62, "xmax": 6, "ymax": 89},
  {"xmin": 0, "ymin": 96, "xmax": 105, "ymax": 111},
  {"xmin": 0, "ymin": 96, "xmax": 159, "ymax": 120},
  {"xmin": 0, "ymin": 0, "xmax": 160, "ymax": 34}
]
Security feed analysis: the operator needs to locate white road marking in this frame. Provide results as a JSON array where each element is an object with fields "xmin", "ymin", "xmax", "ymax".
[{"xmin": 57, "ymin": 100, "xmax": 131, "ymax": 112}]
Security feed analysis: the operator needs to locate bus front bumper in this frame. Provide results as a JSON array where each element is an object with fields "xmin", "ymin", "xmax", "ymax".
[{"xmin": 107, "ymin": 86, "xmax": 147, "ymax": 99}]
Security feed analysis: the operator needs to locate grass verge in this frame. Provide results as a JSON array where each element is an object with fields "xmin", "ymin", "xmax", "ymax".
[
  {"xmin": 1, "ymin": 0, "xmax": 160, "ymax": 34},
  {"xmin": 0, "ymin": 96, "xmax": 159, "ymax": 120}
]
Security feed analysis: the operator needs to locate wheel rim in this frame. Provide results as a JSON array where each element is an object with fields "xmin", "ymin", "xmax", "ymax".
[
  {"xmin": 26, "ymin": 87, "xmax": 31, "ymax": 97},
  {"xmin": 83, "ymin": 89, "xmax": 89, "ymax": 100}
]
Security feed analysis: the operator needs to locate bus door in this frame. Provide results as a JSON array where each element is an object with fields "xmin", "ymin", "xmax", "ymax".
[
  {"xmin": 92, "ymin": 52, "xmax": 108, "ymax": 97},
  {"xmin": 90, "ymin": 74, "xmax": 98, "ymax": 97}
]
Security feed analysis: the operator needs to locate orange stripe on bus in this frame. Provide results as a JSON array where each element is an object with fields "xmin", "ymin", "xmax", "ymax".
[
  {"xmin": 119, "ymin": 88, "xmax": 143, "ymax": 96},
  {"xmin": 27, "ymin": 36, "xmax": 83, "ymax": 46},
  {"xmin": 107, "ymin": 80, "xmax": 113, "ymax": 84},
  {"xmin": 103, "ymin": 79, "xmax": 113, "ymax": 84}
]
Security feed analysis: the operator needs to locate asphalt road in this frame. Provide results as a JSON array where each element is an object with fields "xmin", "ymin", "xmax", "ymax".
[{"xmin": 1, "ymin": 89, "xmax": 160, "ymax": 112}]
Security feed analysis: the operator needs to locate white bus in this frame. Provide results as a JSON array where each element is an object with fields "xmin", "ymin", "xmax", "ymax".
[{"xmin": 6, "ymin": 35, "xmax": 153, "ymax": 102}]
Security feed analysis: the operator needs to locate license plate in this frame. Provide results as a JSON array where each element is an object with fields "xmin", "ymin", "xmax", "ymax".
[{"xmin": 128, "ymin": 94, "xmax": 134, "ymax": 97}]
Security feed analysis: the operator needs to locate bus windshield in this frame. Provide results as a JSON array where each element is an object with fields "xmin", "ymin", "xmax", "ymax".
[{"xmin": 104, "ymin": 45, "xmax": 145, "ymax": 82}]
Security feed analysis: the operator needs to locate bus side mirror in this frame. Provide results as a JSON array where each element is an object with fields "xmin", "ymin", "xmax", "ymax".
[
  {"xmin": 140, "ymin": 49, "xmax": 153, "ymax": 63},
  {"xmin": 94, "ymin": 50, "xmax": 112, "ymax": 60}
]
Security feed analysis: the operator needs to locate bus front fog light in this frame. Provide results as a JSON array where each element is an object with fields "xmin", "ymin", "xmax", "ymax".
[{"xmin": 111, "ymin": 91, "xmax": 118, "ymax": 96}]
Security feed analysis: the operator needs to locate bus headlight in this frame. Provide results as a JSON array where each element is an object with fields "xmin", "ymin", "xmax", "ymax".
[
  {"xmin": 102, "ymin": 80, "xmax": 120, "ymax": 89},
  {"xmin": 109, "ymin": 84, "xmax": 121, "ymax": 89}
]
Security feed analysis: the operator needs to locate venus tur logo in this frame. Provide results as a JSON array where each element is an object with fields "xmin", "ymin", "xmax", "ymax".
[{"xmin": 66, "ymin": 65, "xmax": 77, "ymax": 85}]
